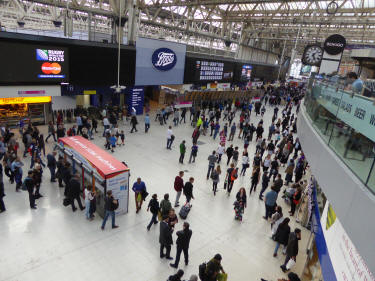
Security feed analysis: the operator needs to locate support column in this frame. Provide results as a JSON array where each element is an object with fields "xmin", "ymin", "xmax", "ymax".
[
  {"xmin": 88, "ymin": 12, "xmax": 92, "ymax": 41},
  {"xmin": 127, "ymin": 0, "xmax": 138, "ymax": 46}
]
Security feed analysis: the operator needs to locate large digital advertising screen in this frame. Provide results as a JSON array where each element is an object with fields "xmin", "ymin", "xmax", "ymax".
[
  {"xmin": 0, "ymin": 42, "xmax": 69, "ymax": 84},
  {"xmin": 184, "ymin": 57, "xmax": 234, "ymax": 83}
]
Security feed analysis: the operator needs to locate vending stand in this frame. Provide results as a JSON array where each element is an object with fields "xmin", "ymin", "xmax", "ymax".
[{"xmin": 56, "ymin": 136, "xmax": 129, "ymax": 217}]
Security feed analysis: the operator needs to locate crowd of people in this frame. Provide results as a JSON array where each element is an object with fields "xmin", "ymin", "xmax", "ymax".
[{"xmin": 0, "ymin": 83, "xmax": 308, "ymax": 281}]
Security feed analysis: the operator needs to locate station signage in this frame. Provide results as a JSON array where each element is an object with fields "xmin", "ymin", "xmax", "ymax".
[{"xmin": 324, "ymin": 34, "xmax": 346, "ymax": 55}]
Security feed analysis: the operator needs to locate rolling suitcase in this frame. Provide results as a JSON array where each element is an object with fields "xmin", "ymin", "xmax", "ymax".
[{"xmin": 179, "ymin": 203, "xmax": 191, "ymax": 219}]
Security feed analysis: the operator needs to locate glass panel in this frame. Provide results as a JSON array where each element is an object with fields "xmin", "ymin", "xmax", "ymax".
[{"xmin": 365, "ymin": 159, "xmax": 375, "ymax": 192}]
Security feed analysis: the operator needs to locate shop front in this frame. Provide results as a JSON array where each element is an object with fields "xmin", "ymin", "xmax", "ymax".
[{"xmin": 0, "ymin": 85, "xmax": 61, "ymax": 126}]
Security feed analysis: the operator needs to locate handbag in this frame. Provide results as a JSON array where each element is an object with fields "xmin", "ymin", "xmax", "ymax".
[
  {"xmin": 286, "ymin": 258, "xmax": 296, "ymax": 270},
  {"xmin": 223, "ymin": 178, "xmax": 228, "ymax": 189},
  {"xmin": 141, "ymin": 190, "xmax": 149, "ymax": 201},
  {"xmin": 217, "ymin": 273, "xmax": 228, "ymax": 281},
  {"xmin": 157, "ymin": 211, "xmax": 162, "ymax": 221}
]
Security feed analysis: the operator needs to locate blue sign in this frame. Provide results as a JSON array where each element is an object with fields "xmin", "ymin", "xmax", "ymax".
[
  {"xmin": 151, "ymin": 48, "xmax": 177, "ymax": 71},
  {"xmin": 126, "ymin": 87, "xmax": 144, "ymax": 115}
]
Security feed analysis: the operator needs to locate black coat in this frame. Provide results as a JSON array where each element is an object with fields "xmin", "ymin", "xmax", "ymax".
[
  {"xmin": 176, "ymin": 228, "xmax": 192, "ymax": 249},
  {"xmin": 286, "ymin": 232, "xmax": 299, "ymax": 257},
  {"xmin": 68, "ymin": 178, "xmax": 80, "ymax": 198},
  {"xmin": 159, "ymin": 221, "xmax": 173, "ymax": 246},
  {"xmin": 275, "ymin": 224, "xmax": 290, "ymax": 246}
]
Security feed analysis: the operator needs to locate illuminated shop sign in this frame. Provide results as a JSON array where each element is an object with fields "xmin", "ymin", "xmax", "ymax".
[{"xmin": 0, "ymin": 96, "xmax": 52, "ymax": 105}]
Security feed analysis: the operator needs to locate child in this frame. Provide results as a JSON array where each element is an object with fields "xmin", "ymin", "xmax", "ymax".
[
  {"xmin": 119, "ymin": 130, "xmax": 125, "ymax": 146},
  {"xmin": 109, "ymin": 134, "xmax": 116, "ymax": 152}
]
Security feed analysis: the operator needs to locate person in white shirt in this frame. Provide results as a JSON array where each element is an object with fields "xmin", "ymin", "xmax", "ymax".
[
  {"xmin": 240, "ymin": 152, "xmax": 250, "ymax": 176},
  {"xmin": 103, "ymin": 117, "xmax": 110, "ymax": 136},
  {"xmin": 85, "ymin": 185, "xmax": 95, "ymax": 220},
  {"xmin": 166, "ymin": 126, "xmax": 174, "ymax": 149},
  {"xmin": 216, "ymin": 143, "xmax": 225, "ymax": 163}
]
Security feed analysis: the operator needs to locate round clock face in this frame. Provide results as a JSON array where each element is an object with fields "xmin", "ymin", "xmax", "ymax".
[{"xmin": 303, "ymin": 45, "xmax": 323, "ymax": 66}]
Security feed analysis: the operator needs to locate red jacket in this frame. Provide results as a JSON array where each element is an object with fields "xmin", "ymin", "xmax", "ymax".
[{"xmin": 174, "ymin": 176, "xmax": 184, "ymax": 192}]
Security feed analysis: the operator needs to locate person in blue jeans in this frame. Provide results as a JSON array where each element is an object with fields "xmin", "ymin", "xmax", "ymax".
[
  {"xmin": 101, "ymin": 190, "xmax": 119, "ymax": 230},
  {"xmin": 264, "ymin": 186, "xmax": 278, "ymax": 220},
  {"xmin": 206, "ymin": 151, "xmax": 217, "ymax": 180}
]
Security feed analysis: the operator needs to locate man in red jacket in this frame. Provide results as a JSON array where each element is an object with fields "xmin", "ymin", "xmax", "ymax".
[{"xmin": 174, "ymin": 171, "xmax": 184, "ymax": 207}]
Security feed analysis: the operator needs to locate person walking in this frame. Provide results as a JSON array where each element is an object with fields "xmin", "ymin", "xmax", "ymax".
[
  {"xmin": 101, "ymin": 190, "xmax": 119, "ymax": 230},
  {"xmin": 264, "ymin": 186, "xmax": 278, "ymax": 220},
  {"xmin": 145, "ymin": 113, "xmax": 150, "ymax": 133},
  {"xmin": 188, "ymin": 142, "xmax": 198, "ymax": 163},
  {"xmin": 225, "ymin": 144, "xmax": 234, "ymax": 165},
  {"xmin": 179, "ymin": 140, "xmax": 186, "ymax": 164},
  {"xmin": 211, "ymin": 165, "xmax": 221, "ymax": 196},
  {"xmin": 160, "ymin": 193, "xmax": 172, "ymax": 217},
  {"xmin": 281, "ymin": 228, "xmax": 302, "ymax": 272},
  {"xmin": 216, "ymin": 143, "xmax": 225, "ymax": 163},
  {"xmin": 234, "ymin": 187, "xmax": 247, "ymax": 221},
  {"xmin": 183, "ymin": 177, "xmax": 194, "ymax": 204},
  {"xmin": 147, "ymin": 194, "xmax": 160, "ymax": 231},
  {"xmin": 259, "ymin": 170, "xmax": 270, "ymax": 200},
  {"xmin": 68, "ymin": 174, "xmax": 85, "ymax": 212},
  {"xmin": 240, "ymin": 152, "xmax": 249, "ymax": 176},
  {"xmin": 226, "ymin": 164, "xmax": 238, "ymax": 195},
  {"xmin": 130, "ymin": 115, "xmax": 138, "ymax": 133},
  {"xmin": 0, "ymin": 180, "xmax": 5, "ymax": 213},
  {"xmin": 207, "ymin": 151, "xmax": 217, "ymax": 180},
  {"xmin": 24, "ymin": 170, "xmax": 36, "ymax": 209},
  {"xmin": 174, "ymin": 171, "xmax": 184, "ymax": 207},
  {"xmin": 229, "ymin": 122, "xmax": 236, "ymax": 141},
  {"xmin": 170, "ymin": 222, "xmax": 192, "ymax": 268},
  {"xmin": 232, "ymin": 146, "xmax": 239, "ymax": 167},
  {"xmin": 159, "ymin": 215, "xmax": 174, "ymax": 260},
  {"xmin": 132, "ymin": 177, "xmax": 147, "ymax": 213},
  {"xmin": 166, "ymin": 126, "xmax": 174, "ymax": 149},
  {"xmin": 249, "ymin": 167, "xmax": 261, "ymax": 195},
  {"xmin": 273, "ymin": 218, "xmax": 291, "ymax": 257},
  {"xmin": 45, "ymin": 121, "xmax": 56, "ymax": 143},
  {"xmin": 46, "ymin": 151, "xmax": 57, "ymax": 182}
]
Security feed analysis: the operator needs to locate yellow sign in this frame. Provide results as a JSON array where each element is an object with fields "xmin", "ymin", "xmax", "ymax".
[
  {"xmin": 84, "ymin": 90, "xmax": 96, "ymax": 95},
  {"xmin": 0, "ymin": 96, "xmax": 52, "ymax": 105}
]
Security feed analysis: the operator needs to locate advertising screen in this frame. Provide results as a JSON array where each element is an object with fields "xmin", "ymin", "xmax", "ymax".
[
  {"xmin": 184, "ymin": 57, "xmax": 234, "ymax": 83},
  {"xmin": 240, "ymin": 65, "xmax": 252, "ymax": 81},
  {"xmin": 0, "ymin": 42, "xmax": 69, "ymax": 84}
]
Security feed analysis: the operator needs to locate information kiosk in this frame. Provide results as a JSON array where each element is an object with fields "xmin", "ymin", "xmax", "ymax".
[{"xmin": 57, "ymin": 136, "xmax": 129, "ymax": 217}]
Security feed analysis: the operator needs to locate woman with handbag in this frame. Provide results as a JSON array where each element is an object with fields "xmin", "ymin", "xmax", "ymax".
[{"xmin": 234, "ymin": 187, "xmax": 247, "ymax": 221}]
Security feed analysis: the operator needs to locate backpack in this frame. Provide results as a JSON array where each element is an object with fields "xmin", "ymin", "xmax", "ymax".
[
  {"xmin": 199, "ymin": 262, "xmax": 207, "ymax": 280},
  {"xmin": 230, "ymin": 169, "xmax": 238, "ymax": 181}
]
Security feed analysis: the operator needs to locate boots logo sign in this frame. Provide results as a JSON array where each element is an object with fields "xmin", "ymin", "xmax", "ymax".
[{"xmin": 151, "ymin": 48, "xmax": 177, "ymax": 71}]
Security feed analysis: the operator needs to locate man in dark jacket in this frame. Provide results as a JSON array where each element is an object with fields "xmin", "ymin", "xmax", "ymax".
[
  {"xmin": 281, "ymin": 228, "xmax": 301, "ymax": 272},
  {"xmin": 147, "ymin": 194, "xmax": 159, "ymax": 231},
  {"xmin": 159, "ymin": 215, "xmax": 173, "ymax": 260},
  {"xmin": 63, "ymin": 162, "xmax": 72, "ymax": 196},
  {"xmin": 47, "ymin": 151, "xmax": 57, "ymax": 182},
  {"xmin": 68, "ymin": 174, "xmax": 85, "ymax": 212},
  {"xmin": 101, "ymin": 190, "xmax": 119, "ymax": 230},
  {"xmin": 225, "ymin": 145, "xmax": 234, "ymax": 165},
  {"xmin": 56, "ymin": 156, "xmax": 65, "ymax": 188},
  {"xmin": 205, "ymin": 254, "xmax": 225, "ymax": 281},
  {"xmin": 183, "ymin": 177, "xmax": 194, "ymax": 204},
  {"xmin": 24, "ymin": 170, "xmax": 36, "ymax": 209},
  {"xmin": 170, "ymin": 222, "xmax": 192, "ymax": 268},
  {"xmin": 273, "ymin": 174, "xmax": 283, "ymax": 193}
]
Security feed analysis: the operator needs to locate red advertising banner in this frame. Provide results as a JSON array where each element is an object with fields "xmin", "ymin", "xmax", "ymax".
[{"xmin": 59, "ymin": 136, "xmax": 128, "ymax": 178}]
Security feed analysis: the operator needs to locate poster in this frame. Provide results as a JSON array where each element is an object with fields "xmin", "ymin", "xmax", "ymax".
[
  {"xmin": 107, "ymin": 171, "xmax": 129, "ymax": 215},
  {"xmin": 126, "ymin": 87, "xmax": 144, "ymax": 115},
  {"xmin": 321, "ymin": 201, "xmax": 375, "ymax": 281}
]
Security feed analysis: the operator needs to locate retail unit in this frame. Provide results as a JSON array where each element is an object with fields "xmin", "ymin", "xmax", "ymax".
[{"xmin": 57, "ymin": 136, "xmax": 129, "ymax": 217}]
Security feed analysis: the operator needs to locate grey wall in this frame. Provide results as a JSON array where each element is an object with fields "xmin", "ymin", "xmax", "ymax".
[
  {"xmin": 135, "ymin": 37, "xmax": 186, "ymax": 86},
  {"xmin": 298, "ymin": 106, "xmax": 375, "ymax": 274}
]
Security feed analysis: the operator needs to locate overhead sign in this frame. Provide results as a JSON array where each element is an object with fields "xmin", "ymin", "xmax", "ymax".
[
  {"xmin": 0, "ymin": 96, "xmax": 51, "ymax": 105},
  {"xmin": 152, "ymin": 48, "xmax": 177, "ymax": 71},
  {"xmin": 324, "ymin": 34, "xmax": 346, "ymax": 55}
]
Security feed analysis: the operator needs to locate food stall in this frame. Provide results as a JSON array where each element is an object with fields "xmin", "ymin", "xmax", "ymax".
[{"xmin": 57, "ymin": 136, "xmax": 129, "ymax": 217}]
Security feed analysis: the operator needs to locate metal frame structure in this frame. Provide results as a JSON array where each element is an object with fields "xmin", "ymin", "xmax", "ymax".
[{"xmin": 1, "ymin": 0, "xmax": 375, "ymax": 59}]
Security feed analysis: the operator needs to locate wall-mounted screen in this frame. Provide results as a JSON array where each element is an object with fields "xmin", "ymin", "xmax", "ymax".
[{"xmin": 0, "ymin": 42, "xmax": 69, "ymax": 84}]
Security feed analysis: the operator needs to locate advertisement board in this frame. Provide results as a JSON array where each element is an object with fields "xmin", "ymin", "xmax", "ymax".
[
  {"xmin": 135, "ymin": 38, "xmax": 186, "ymax": 86},
  {"xmin": 321, "ymin": 201, "xmax": 374, "ymax": 281},
  {"xmin": 0, "ymin": 42, "xmax": 69, "ymax": 83}
]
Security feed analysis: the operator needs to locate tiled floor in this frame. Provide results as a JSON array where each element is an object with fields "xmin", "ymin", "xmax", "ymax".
[{"xmin": 0, "ymin": 104, "xmax": 310, "ymax": 281}]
